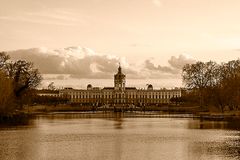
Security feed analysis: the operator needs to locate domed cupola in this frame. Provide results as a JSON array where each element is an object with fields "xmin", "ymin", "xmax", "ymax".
[
  {"xmin": 114, "ymin": 63, "xmax": 126, "ymax": 91},
  {"xmin": 87, "ymin": 84, "xmax": 93, "ymax": 90},
  {"xmin": 147, "ymin": 84, "xmax": 153, "ymax": 90}
]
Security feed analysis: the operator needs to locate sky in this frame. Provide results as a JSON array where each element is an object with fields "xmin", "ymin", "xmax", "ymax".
[{"xmin": 1, "ymin": 0, "xmax": 240, "ymax": 89}]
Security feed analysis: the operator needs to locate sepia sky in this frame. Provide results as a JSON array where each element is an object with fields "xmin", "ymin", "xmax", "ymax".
[{"xmin": 1, "ymin": 0, "xmax": 240, "ymax": 88}]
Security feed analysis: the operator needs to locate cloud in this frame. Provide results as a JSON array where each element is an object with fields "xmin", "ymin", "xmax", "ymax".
[
  {"xmin": 7, "ymin": 46, "xmax": 137, "ymax": 79},
  {"xmin": 129, "ymin": 43, "xmax": 151, "ymax": 47},
  {"xmin": 43, "ymin": 74, "xmax": 69, "ymax": 80},
  {"xmin": 144, "ymin": 59, "xmax": 179, "ymax": 74},
  {"xmin": 6, "ymin": 47, "xmax": 195, "ymax": 80},
  {"xmin": 0, "ymin": 9, "xmax": 83, "ymax": 26},
  {"xmin": 168, "ymin": 54, "xmax": 196, "ymax": 69},
  {"xmin": 144, "ymin": 54, "xmax": 196, "ymax": 74},
  {"xmin": 152, "ymin": 0, "xmax": 162, "ymax": 7},
  {"xmin": 0, "ymin": 16, "xmax": 76, "ymax": 26}
]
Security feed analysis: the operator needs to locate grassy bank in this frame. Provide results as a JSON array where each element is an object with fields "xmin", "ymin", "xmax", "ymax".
[
  {"xmin": 23, "ymin": 104, "xmax": 202, "ymax": 113},
  {"xmin": 0, "ymin": 105, "xmax": 239, "ymax": 125},
  {"xmin": 19, "ymin": 104, "xmax": 240, "ymax": 121}
]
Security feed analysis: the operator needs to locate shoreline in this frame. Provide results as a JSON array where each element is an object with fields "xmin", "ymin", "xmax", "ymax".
[
  {"xmin": 42, "ymin": 111, "xmax": 240, "ymax": 120},
  {"xmin": 4, "ymin": 110, "xmax": 240, "ymax": 121},
  {"xmin": 1, "ymin": 104, "xmax": 240, "ymax": 123}
]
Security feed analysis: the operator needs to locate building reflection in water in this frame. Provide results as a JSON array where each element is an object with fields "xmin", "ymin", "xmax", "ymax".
[{"xmin": 113, "ymin": 113, "xmax": 123, "ymax": 130}]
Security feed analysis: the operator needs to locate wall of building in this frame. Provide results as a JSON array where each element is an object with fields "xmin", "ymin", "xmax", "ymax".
[{"xmin": 59, "ymin": 88, "xmax": 181, "ymax": 105}]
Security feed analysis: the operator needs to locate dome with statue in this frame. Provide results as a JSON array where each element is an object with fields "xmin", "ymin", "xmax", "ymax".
[{"xmin": 114, "ymin": 63, "xmax": 126, "ymax": 91}]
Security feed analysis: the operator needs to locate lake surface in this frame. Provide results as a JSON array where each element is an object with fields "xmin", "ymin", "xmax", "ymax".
[{"xmin": 0, "ymin": 113, "xmax": 240, "ymax": 160}]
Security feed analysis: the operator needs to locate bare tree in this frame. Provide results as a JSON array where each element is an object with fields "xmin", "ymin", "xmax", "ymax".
[
  {"xmin": 182, "ymin": 59, "xmax": 240, "ymax": 112},
  {"xmin": 48, "ymin": 82, "xmax": 56, "ymax": 90},
  {"xmin": 0, "ymin": 52, "xmax": 42, "ymax": 111},
  {"xmin": 218, "ymin": 60, "xmax": 240, "ymax": 110},
  {"xmin": 182, "ymin": 61, "xmax": 219, "ymax": 107},
  {"xmin": 4, "ymin": 60, "xmax": 42, "ymax": 97}
]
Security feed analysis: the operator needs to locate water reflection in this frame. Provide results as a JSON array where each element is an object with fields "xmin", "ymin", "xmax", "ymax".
[
  {"xmin": 0, "ymin": 117, "xmax": 34, "ymax": 128},
  {"xmin": 113, "ymin": 113, "xmax": 123, "ymax": 129},
  {"xmin": 188, "ymin": 138, "xmax": 240, "ymax": 159},
  {"xmin": 188, "ymin": 119, "xmax": 240, "ymax": 130},
  {"xmin": 0, "ymin": 113, "xmax": 240, "ymax": 160}
]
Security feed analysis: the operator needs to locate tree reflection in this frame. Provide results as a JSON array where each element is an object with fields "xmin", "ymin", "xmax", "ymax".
[{"xmin": 188, "ymin": 119, "xmax": 240, "ymax": 130}]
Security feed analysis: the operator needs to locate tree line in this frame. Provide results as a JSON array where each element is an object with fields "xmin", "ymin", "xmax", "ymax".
[
  {"xmin": 0, "ymin": 52, "xmax": 42, "ymax": 113},
  {"xmin": 182, "ymin": 60, "xmax": 240, "ymax": 112}
]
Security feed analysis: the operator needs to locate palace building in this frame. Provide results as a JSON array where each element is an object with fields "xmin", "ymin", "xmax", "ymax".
[{"xmin": 59, "ymin": 65, "xmax": 181, "ymax": 106}]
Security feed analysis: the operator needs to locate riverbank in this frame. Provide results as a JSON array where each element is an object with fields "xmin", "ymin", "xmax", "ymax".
[
  {"xmin": 20, "ymin": 104, "xmax": 240, "ymax": 121},
  {"xmin": 22, "ymin": 104, "xmax": 205, "ymax": 114},
  {"xmin": 0, "ymin": 104, "xmax": 239, "ymax": 124}
]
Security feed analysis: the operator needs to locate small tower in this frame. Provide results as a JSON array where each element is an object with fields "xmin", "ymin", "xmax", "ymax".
[
  {"xmin": 87, "ymin": 84, "xmax": 93, "ymax": 90},
  {"xmin": 114, "ymin": 63, "xmax": 126, "ymax": 91},
  {"xmin": 147, "ymin": 84, "xmax": 153, "ymax": 90}
]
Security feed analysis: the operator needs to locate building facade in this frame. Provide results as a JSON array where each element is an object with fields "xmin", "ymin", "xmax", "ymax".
[{"xmin": 59, "ymin": 65, "xmax": 181, "ymax": 106}]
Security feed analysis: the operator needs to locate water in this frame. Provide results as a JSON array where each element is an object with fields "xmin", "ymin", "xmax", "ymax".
[{"xmin": 0, "ymin": 113, "xmax": 240, "ymax": 160}]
